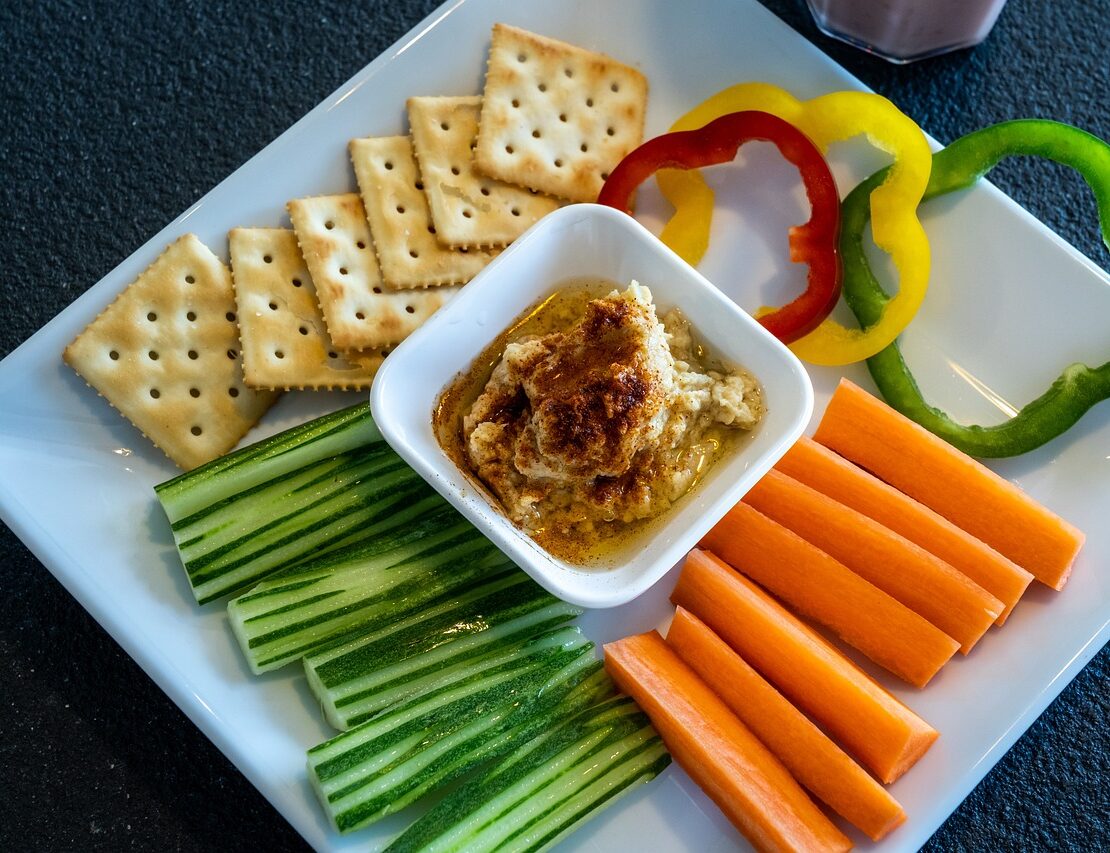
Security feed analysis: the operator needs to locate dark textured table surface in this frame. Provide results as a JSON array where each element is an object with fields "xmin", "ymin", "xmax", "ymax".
[{"xmin": 1, "ymin": 1, "xmax": 1107, "ymax": 850}]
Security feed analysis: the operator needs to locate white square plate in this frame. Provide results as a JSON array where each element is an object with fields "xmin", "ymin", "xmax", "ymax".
[
  {"xmin": 0, "ymin": 0, "xmax": 1107, "ymax": 851},
  {"xmin": 371, "ymin": 204, "xmax": 813, "ymax": 608}
]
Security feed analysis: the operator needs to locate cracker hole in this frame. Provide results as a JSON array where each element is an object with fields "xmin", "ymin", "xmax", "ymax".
[
  {"xmin": 269, "ymin": 301, "xmax": 278, "ymax": 310},
  {"xmin": 373, "ymin": 286, "xmax": 383, "ymax": 294},
  {"xmin": 186, "ymin": 311, "xmax": 197, "ymax": 321},
  {"xmin": 415, "ymin": 181, "xmax": 424, "ymax": 191},
  {"xmin": 462, "ymin": 209, "xmax": 472, "ymax": 218},
  {"xmin": 409, "ymin": 250, "xmax": 419, "ymax": 258},
  {"xmin": 405, "ymin": 305, "xmax": 415, "ymax": 314},
  {"xmin": 586, "ymin": 98, "xmax": 594, "ymax": 108},
  {"xmin": 299, "ymin": 326, "xmax": 309, "ymax": 335},
  {"xmin": 325, "ymin": 220, "xmax": 335, "ymax": 230},
  {"xmin": 440, "ymin": 122, "xmax": 450, "ymax": 131},
  {"xmin": 451, "ymin": 166, "xmax": 460, "ymax": 175},
  {"xmin": 188, "ymin": 350, "xmax": 199, "ymax": 360},
  {"xmin": 397, "ymin": 205, "xmax": 406, "ymax": 214},
  {"xmin": 505, "ymin": 145, "xmax": 514, "ymax": 154},
  {"xmin": 427, "ymin": 225, "xmax": 437, "ymax": 235},
  {"xmin": 532, "ymin": 130, "xmax": 541, "ymax": 139},
  {"xmin": 511, "ymin": 207, "xmax": 521, "ymax": 217},
  {"xmin": 227, "ymin": 349, "xmax": 238, "ymax": 360},
  {"xmin": 191, "ymin": 426, "xmax": 203, "ymax": 436},
  {"xmin": 149, "ymin": 388, "xmax": 160, "ymax": 399},
  {"xmin": 511, "ymin": 99, "xmax": 520, "ymax": 108},
  {"xmin": 189, "ymin": 388, "xmax": 200, "ymax": 398},
  {"xmin": 554, "ymin": 159, "xmax": 563, "ymax": 168},
  {"xmin": 480, "ymin": 186, "xmax": 491, "ymax": 196},
  {"xmin": 109, "ymin": 350, "xmax": 119, "ymax": 360},
  {"xmin": 537, "ymin": 83, "xmax": 547, "ymax": 93},
  {"xmin": 263, "ymin": 254, "xmax": 273, "ymax": 264},
  {"xmin": 606, "ymin": 127, "xmax": 615, "ymax": 136},
  {"xmin": 147, "ymin": 312, "xmax": 157, "ymax": 322},
  {"xmin": 275, "ymin": 350, "xmax": 285, "ymax": 360},
  {"xmin": 328, "ymin": 351, "xmax": 338, "ymax": 359},
  {"xmin": 291, "ymin": 279, "xmax": 302, "ymax": 288},
  {"xmin": 185, "ymin": 274, "xmax": 195, "ymax": 284},
  {"xmin": 611, "ymin": 82, "xmax": 620, "ymax": 92},
  {"xmin": 601, "ymin": 171, "xmax": 610, "ymax": 181},
  {"xmin": 228, "ymin": 387, "xmax": 240, "ymax": 398},
  {"xmin": 357, "ymin": 241, "xmax": 366, "ymax": 250},
  {"xmin": 148, "ymin": 350, "xmax": 159, "ymax": 361},
  {"xmin": 339, "ymin": 267, "xmax": 349, "ymax": 276},
  {"xmin": 564, "ymin": 68, "xmax": 573, "ymax": 78},
  {"xmin": 226, "ymin": 311, "xmax": 237, "ymax": 322},
  {"xmin": 580, "ymin": 143, "xmax": 589, "ymax": 152},
  {"xmin": 517, "ymin": 53, "xmax": 526, "ymax": 62},
  {"xmin": 559, "ymin": 113, "xmax": 567, "ymax": 123},
  {"xmin": 356, "ymin": 312, "xmax": 366, "ymax": 320},
  {"xmin": 384, "ymin": 161, "xmax": 394, "ymax": 170}
]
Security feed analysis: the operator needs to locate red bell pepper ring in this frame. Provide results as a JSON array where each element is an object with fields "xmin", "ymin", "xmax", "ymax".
[{"xmin": 598, "ymin": 110, "xmax": 841, "ymax": 344}]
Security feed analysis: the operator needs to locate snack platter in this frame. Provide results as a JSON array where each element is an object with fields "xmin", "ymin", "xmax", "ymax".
[{"xmin": 1, "ymin": 0, "xmax": 1108, "ymax": 851}]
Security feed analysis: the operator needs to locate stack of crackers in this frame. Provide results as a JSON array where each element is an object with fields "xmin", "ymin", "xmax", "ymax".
[{"xmin": 63, "ymin": 24, "xmax": 648, "ymax": 470}]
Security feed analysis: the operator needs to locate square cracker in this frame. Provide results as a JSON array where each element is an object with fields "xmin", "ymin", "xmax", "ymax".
[
  {"xmin": 350, "ymin": 135, "xmax": 497, "ymax": 289},
  {"xmin": 62, "ymin": 233, "xmax": 279, "ymax": 470},
  {"xmin": 229, "ymin": 228, "xmax": 386, "ymax": 390},
  {"xmin": 287, "ymin": 193, "xmax": 457, "ymax": 349},
  {"xmin": 408, "ymin": 95, "xmax": 560, "ymax": 248},
  {"xmin": 475, "ymin": 24, "xmax": 648, "ymax": 203}
]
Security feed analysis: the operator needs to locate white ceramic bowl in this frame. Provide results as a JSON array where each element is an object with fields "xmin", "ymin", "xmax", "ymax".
[{"xmin": 371, "ymin": 204, "xmax": 813, "ymax": 607}]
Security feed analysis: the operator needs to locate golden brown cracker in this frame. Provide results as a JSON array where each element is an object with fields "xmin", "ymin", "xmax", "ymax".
[
  {"xmin": 287, "ymin": 193, "xmax": 456, "ymax": 349},
  {"xmin": 408, "ymin": 95, "xmax": 560, "ymax": 247},
  {"xmin": 63, "ymin": 234, "xmax": 279, "ymax": 470},
  {"xmin": 475, "ymin": 24, "xmax": 648, "ymax": 202},
  {"xmin": 228, "ymin": 228, "xmax": 385, "ymax": 390},
  {"xmin": 350, "ymin": 135, "xmax": 496, "ymax": 289}
]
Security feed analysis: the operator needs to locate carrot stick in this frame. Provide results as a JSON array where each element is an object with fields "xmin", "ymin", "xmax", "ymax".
[
  {"xmin": 813, "ymin": 378, "xmax": 1084, "ymax": 590},
  {"xmin": 667, "ymin": 607, "xmax": 906, "ymax": 841},
  {"xmin": 604, "ymin": 630, "xmax": 852, "ymax": 853},
  {"xmin": 701, "ymin": 501, "xmax": 958, "ymax": 686},
  {"xmin": 672, "ymin": 549, "xmax": 938, "ymax": 784},
  {"xmin": 776, "ymin": 437, "xmax": 1033, "ymax": 624},
  {"xmin": 742, "ymin": 470, "xmax": 1003, "ymax": 653}
]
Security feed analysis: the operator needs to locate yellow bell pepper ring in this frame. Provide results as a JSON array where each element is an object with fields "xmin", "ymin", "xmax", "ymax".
[{"xmin": 657, "ymin": 83, "xmax": 933, "ymax": 366}]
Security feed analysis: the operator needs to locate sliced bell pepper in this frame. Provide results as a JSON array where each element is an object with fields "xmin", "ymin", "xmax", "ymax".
[
  {"xmin": 598, "ymin": 110, "xmax": 841, "ymax": 343},
  {"xmin": 656, "ymin": 83, "xmax": 933, "ymax": 365},
  {"xmin": 841, "ymin": 119, "xmax": 1110, "ymax": 457}
]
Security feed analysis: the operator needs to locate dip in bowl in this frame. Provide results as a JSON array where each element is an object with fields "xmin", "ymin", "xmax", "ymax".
[{"xmin": 371, "ymin": 204, "xmax": 812, "ymax": 608}]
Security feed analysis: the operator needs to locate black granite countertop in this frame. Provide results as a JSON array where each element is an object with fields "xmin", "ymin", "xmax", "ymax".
[{"xmin": 1, "ymin": 0, "xmax": 1107, "ymax": 850}]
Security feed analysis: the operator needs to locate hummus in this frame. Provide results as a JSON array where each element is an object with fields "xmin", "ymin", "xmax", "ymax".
[{"xmin": 445, "ymin": 282, "xmax": 763, "ymax": 562}]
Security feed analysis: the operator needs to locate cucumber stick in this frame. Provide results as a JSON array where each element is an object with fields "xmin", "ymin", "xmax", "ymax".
[
  {"xmin": 305, "ymin": 571, "xmax": 582, "ymax": 729},
  {"xmin": 385, "ymin": 695, "xmax": 670, "ymax": 853},
  {"xmin": 228, "ymin": 508, "xmax": 510, "ymax": 673},
  {"xmin": 154, "ymin": 402, "xmax": 441, "ymax": 603},
  {"xmin": 309, "ymin": 634, "xmax": 609, "ymax": 833}
]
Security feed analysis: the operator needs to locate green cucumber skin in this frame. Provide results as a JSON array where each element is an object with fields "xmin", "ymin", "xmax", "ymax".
[
  {"xmin": 385, "ymin": 695, "xmax": 669, "ymax": 853},
  {"xmin": 156, "ymin": 402, "xmax": 376, "ymax": 521},
  {"xmin": 304, "ymin": 572, "xmax": 580, "ymax": 729},
  {"xmin": 308, "ymin": 636, "xmax": 599, "ymax": 832}
]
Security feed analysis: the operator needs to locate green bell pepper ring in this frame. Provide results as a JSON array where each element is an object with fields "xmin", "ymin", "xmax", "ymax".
[{"xmin": 841, "ymin": 119, "xmax": 1110, "ymax": 458}]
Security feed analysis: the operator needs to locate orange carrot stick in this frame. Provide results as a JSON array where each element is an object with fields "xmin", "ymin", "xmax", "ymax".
[
  {"xmin": 667, "ymin": 607, "xmax": 906, "ymax": 841},
  {"xmin": 672, "ymin": 549, "xmax": 938, "ymax": 784},
  {"xmin": 742, "ymin": 470, "xmax": 1003, "ymax": 653},
  {"xmin": 701, "ymin": 501, "xmax": 958, "ymax": 686},
  {"xmin": 813, "ymin": 378, "xmax": 1084, "ymax": 590},
  {"xmin": 604, "ymin": 630, "xmax": 852, "ymax": 853},
  {"xmin": 776, "ymin": 437, "xmax": 1033, "ymax": 624}
]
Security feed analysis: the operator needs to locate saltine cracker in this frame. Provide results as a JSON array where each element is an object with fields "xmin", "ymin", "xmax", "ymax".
[
  {"xmin": 229, "ymin": 228, "xmax": 385, "ymax": 390},
  {"xmin": 287, "ymin": 193, "xmax": 456, "ymax": 349},
  {"xmin": 63, "ymin": 233, "xmax": 279, "ymax": 470},
  {"xmin": 408, "ymin": 95, "xmax": 560, "ymax": 247},
  {"xmin": 350, "ymin": 135, "xmax": 496, "ymax": 289},
  {"xmin": 475, "ymin": 24, "xmax": 648, "ymax": 202}
]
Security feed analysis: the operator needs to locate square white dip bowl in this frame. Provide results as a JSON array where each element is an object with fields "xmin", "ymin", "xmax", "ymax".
[{"xmin": 372, "ymin": 204, "xmax": 813, "ymax": 608}]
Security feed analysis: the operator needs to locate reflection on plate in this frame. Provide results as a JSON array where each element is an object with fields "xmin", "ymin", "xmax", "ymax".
[{"xmin": 0, "ymin": 0, "xmax": 1107, "ymax": 850}]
